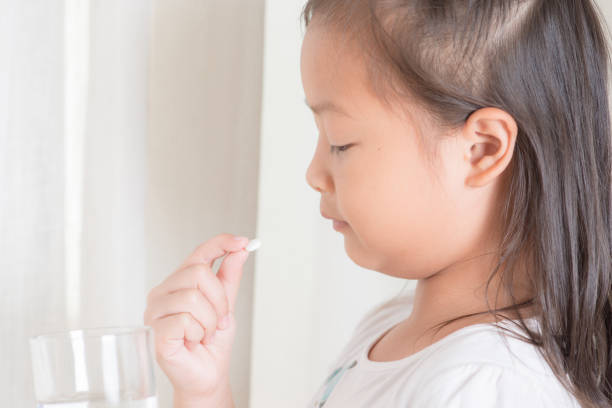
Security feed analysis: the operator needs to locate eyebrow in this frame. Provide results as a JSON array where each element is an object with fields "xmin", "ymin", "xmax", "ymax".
[{"xmin": 304, "ymin": 98, "xmax": 353, "ymax": 118}]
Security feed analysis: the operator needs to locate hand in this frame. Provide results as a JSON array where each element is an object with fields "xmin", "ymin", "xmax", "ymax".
[{"xmin": 143, "ymin": 233, "xmax": 251, "ymax": 399}]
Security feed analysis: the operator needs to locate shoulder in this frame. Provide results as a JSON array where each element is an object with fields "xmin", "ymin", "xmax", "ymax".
[
  {"xmin": 409, "ymin": 362, "xmax": 580, "ymax": 407},
  {"xmin": 422, "ymin": 319, "xmax": 553, "ymax": 375},
  {"xmin": 408, "ymin": 323, "xmax": 581, "ymax": 407}
]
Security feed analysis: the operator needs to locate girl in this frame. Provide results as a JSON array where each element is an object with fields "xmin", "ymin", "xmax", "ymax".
[{"xmin": 144, "ymin": 0, "xmax": 611, "ymax": 407}]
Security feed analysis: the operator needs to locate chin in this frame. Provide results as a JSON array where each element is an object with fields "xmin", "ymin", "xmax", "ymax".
[
  {"xmin": 345, "ymin": 243, "xmax": 419, "ymax": 279},
  {"xmin": 343, "ymin": 237, "xmax": 387, "ymax": 272}
]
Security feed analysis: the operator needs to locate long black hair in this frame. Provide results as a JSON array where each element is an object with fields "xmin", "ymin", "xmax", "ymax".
[{"xmin": 301, "ymin": 1, "xmax": 612, "ymax": 406}]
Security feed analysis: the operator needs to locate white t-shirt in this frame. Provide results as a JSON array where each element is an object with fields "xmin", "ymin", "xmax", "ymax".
[{"xmin": 307, "ymin": 292, "xmax": 581, "ymax": 407}]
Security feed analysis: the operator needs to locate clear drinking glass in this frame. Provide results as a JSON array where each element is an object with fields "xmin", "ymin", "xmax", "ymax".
[{"xmin": 29, "ymin": 326, "xmax": 157, "ymax": 407}]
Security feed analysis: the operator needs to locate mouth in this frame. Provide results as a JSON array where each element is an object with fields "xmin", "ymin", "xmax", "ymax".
[{"xmin": 321, "ymin": 210, "xmax": 349, "ymax": 230}]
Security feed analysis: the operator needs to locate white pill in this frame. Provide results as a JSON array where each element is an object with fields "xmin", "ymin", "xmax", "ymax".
[{"xmin": 245, "ymin": 238, "xmax": 261, "ymax": 252}]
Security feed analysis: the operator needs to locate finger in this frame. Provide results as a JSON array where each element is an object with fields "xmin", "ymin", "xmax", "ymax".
[
  {"xmin": 147, "ymin": 288, "xmax": 218, "ymax": 342},
  {"xmin": 146, "ymin": 263, "xmax": 229, "ymax": 324},
  {"xmin": 150, "ymin": 313, "xmax": 205, "ymax": 358},
  {"xmin": 216, "ymin": 248, "xmax": 250, "ymax": 314},
  {"xmin": 178, "ymin": 233, "xmax": 249, "ymax": 271}
]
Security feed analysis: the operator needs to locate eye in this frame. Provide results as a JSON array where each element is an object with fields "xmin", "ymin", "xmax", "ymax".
[{"xmin": 330, "ymin": 144, "xmax": 353, "ymax": 154}]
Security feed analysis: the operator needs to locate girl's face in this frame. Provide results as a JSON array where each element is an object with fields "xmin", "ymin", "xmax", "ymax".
[{"xmin": 300, "ymin": 22, "xmax": 509, "ymax": 279}]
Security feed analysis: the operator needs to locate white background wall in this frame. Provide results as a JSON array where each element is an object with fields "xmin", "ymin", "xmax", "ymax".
[
  {"xmin": 2, "ymin": 1, "xmax": 612, "ymax": 407},
  {"xmin": 250, "ymin": 1, "xmax": 410, "ymax": 405}
]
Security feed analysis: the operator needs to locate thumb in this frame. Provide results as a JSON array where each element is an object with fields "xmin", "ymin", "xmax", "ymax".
[{"xmin": 216, "ymin": 248, "xmax": 250, "ymax": 313}]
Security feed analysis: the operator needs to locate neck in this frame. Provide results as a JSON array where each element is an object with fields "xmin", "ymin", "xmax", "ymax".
[{"xmin": 406, "ymin": 248, "xmax": 536, "ymax": 333}]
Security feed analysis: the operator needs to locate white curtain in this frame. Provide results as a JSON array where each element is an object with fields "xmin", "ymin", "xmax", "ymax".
[
  {"xmin": 2, "ymin": 0, "xmax": 266, "ymax": 406},
  {"xmin": 1, "ymin": 1, "xmax": 67, "ymax": 405},
  {"xmin": 1, "ymin": 0, "xmax": 151, "ymax": 406}
]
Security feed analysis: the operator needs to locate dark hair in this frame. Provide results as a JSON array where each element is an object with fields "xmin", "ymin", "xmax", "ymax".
[{"xmin": 301, "ymin": 0, "xmax": 612, "ymax": 406}]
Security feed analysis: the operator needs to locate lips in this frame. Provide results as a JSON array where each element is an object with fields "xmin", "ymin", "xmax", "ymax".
[{"xmin": 320, "ymin": 210, "xmax": 344, "ymax": 222}]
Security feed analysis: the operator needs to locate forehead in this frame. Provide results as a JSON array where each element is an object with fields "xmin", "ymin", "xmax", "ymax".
[
  {"xmin": 300, "ymin": 23, "xmax": 371, "ymax": 118},
  {"xmin": 299, "ymin": 21, "xmax": 429, "ymax": 132}
]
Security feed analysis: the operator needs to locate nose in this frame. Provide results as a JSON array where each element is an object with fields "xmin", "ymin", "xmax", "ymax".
[
  {"xmin": 305, "ymin": 160, "xmax": 323, "ymax": 193},
  {"xmin": 305, "ymin": 139, "xmax": 331, "ymax": 194}
]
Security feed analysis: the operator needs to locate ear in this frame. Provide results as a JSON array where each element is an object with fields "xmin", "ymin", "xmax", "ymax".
[{"xmin": 461, "ymin": 107, "xmax": 518, "ymax": 187}]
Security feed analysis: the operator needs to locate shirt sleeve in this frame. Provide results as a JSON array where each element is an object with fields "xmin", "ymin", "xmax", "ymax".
[{"xmin": 409, "ymin": 363, "xmax": 571, "ymax": 408}]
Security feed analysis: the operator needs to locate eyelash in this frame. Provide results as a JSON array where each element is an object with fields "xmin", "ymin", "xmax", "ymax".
[{"xmin": 330, "ymin": 144, "xmax": 352, "ymax": 154}]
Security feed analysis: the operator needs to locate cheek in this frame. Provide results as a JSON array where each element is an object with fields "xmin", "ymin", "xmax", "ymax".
[
  {"xmin": 376, "ymin": 161, "xmax": 437, "ymax": 248},
  {"xmin": 341, "ymin": 147, "xmax": 429, "ymax": 237},
  {"xmin": 339, "ymin": 148, "xmax": 459, "ymax": 275}
]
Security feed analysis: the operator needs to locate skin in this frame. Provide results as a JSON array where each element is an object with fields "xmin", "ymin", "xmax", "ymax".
[{"xmin": 300, "ymin": 19, "xmax": 536, "ymax": 361}]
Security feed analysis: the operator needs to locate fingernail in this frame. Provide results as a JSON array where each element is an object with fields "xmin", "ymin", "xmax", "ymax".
[
  {"xmin": 233, "ymin": 236, "xmax": 249, "ymax": 248},
  {"xmin": 218, "ymin": 314, "xmax": 230, "ymax": 330}
]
